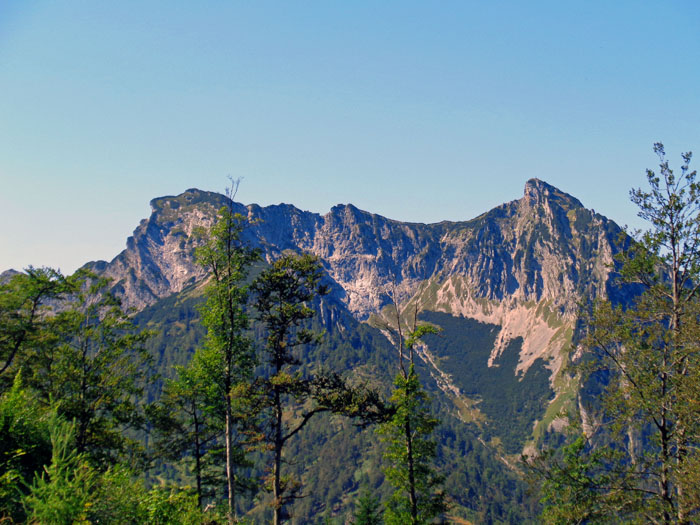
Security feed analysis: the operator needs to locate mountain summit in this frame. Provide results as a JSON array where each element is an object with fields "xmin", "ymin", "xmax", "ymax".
[{"xmin": 95, "ymin": 180, "xmax": 620, "ymax": 316}]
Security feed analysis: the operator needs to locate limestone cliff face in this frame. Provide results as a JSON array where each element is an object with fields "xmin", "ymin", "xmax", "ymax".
[
  {"xmin": 87, "ymin": 189, "xmax": 229, "ymax": 310},
  {"xmin": 433, "ymin": 179, "xmax": 620, "ymax": 310},
  {"xmin": 95, "ymin": 179, "xmax": 624, "ymax": 325}
]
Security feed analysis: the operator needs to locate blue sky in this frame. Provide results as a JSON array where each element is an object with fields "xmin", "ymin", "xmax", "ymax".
[{"xmin": 1, "ymin": 2, "xmax": 699, "ymax": 273}]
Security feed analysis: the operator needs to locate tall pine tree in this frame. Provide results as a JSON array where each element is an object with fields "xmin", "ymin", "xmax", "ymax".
[
  {"xmin": 377, "ymin": 295, "xmax": 446, "ymax": 524},
  {"xmin": 194, "ymin": 180, "xmax": 260, "ymax": 523}
]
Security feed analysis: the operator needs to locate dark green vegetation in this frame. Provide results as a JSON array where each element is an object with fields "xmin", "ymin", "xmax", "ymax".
[
  {"xmin": 420, "ymin": 312, "xmax": 554, "ymax": 453},
  {"xmin": 135, "ymin": 285, "xmax": 205, "ymax": 391}
]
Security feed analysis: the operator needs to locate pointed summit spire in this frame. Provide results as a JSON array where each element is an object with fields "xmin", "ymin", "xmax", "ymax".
[{"xmin": 523, "ymin": 178, "xmax": 584, "ymax": 210}]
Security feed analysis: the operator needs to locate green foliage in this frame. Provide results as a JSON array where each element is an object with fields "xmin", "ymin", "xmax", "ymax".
[
  {"xmin": 88, "ymin": 464, "xmax": 148, "ymax": 523},
  {"xmin": 18, "ymin": 411, "xmax": 214, "ymax": 525},
  {"xmin": 23, "ymin": 413, "xmax": 95, "ymax": 525},
  {"xmin": 0, "ymin": 373, "xmax": 53, "ymax": 522},
  {"xmin": 353, "ymin": 484, "xmax": 382, "ymax": 525},
  {"xmin": 0, "ymin": 266, "xmax": 70, "ymax": 384},
  {"xmin": 195, "ymin": 207, "xmax": 260, "ymax": 388},
  {"xmin": 141, "ymin": 483, "xmax": 215, "ymax": 525},
  {"xmin": 531, "ymin": 435, "xmax": 625, "ymax": 524},
  {"xmin": 87, "ymin": 464, "xmax": 221, "ymax": 524},
  {"xmin": 378, "ymin": 365, "xmax": 446, "ymax": 525},
  {"xmin": 252, "ymin": 252, "xmax": 329, "ymax": 365}
]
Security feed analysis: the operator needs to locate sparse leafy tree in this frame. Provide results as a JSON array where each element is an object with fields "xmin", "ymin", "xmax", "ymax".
[{"xmin": 534, "ymin": 143, "xmax": 700, "ymax": 523}]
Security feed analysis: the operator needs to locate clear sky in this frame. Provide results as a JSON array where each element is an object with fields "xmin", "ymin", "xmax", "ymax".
[{"xmin": 1, "ymin": 2, "xmax": 699, "ymax": 274}]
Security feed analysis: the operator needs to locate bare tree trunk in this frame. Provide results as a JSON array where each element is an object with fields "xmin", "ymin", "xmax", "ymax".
[
  {"xmin": 273, "ymin": 388, "xmax": 283, "ymax": 525},
  {"xmin": 193, "ymin": 405, "xmax": 203, "ymax": 510},
  {"xmin": 391, "ymin": 285, "xmax": 406, "ymax": 378},
  {"xmin": 225, "ymin": 398, "xmax": 236, "ymax": 524},
  {"xmin": 406, "ymin": 419, "xmax": 418, "ymax": 524}
]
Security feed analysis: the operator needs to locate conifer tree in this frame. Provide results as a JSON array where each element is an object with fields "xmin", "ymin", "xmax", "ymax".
[
  {"xmin": 250, "ymin": 252, "xmax": 329, "ymax": 524},
  {"xmin": 23, "ymin": 413, "xmax": 95, "ymax": 524},
  {"xmin": 194, "ymin": 180, "xmax": 260, "ymax": 523},
  {"xmin": 353, "ymin": 484, "xmax": 383, "ymax": 525},
  {"xmin": 377, "ymin": 295, "xmax": 446, "ymax": 524}
]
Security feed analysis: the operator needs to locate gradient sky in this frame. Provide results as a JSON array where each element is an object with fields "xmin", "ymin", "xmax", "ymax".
[{"xmin": 1, "ymin": 2, "xmax": 699, "ymax": 274}]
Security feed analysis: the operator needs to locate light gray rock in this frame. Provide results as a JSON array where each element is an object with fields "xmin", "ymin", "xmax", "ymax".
[{"xmin": 88, "ymin": 180, "xmax": 626, "ymax": 321}]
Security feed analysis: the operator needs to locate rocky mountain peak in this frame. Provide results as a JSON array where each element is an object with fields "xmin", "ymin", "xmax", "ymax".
[
  {"xmin": 149, "ymin": 188, "xmax": 229, "ymax": 219},
  {"xmin": 522, "ymin": 178, "xmax": 584, "ymax": 211},
  {"xmin": 0, "ymin": 269, "xmax": 20, "ymax": 284},
  {"xmin": 86, "ymin": 181, "xmax": 625, "ymax": 326}
]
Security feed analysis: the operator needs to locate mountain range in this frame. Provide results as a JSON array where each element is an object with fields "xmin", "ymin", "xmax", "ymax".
[{"xmin": 59, "ymin": 179, "xmax": 631, "ymax": 522}]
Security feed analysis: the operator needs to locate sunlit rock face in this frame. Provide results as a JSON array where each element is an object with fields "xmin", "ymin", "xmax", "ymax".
[
  {"xmin": 87, "ymin": 189, "xmax": 228, "ymax": 310},
  {"xmin": 105, "ymin": 181, "xmax": 618, "ymax": 307},
  {"xmin": 93, "ymin": 178, "xmax": 625, "ymax": 357}
]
